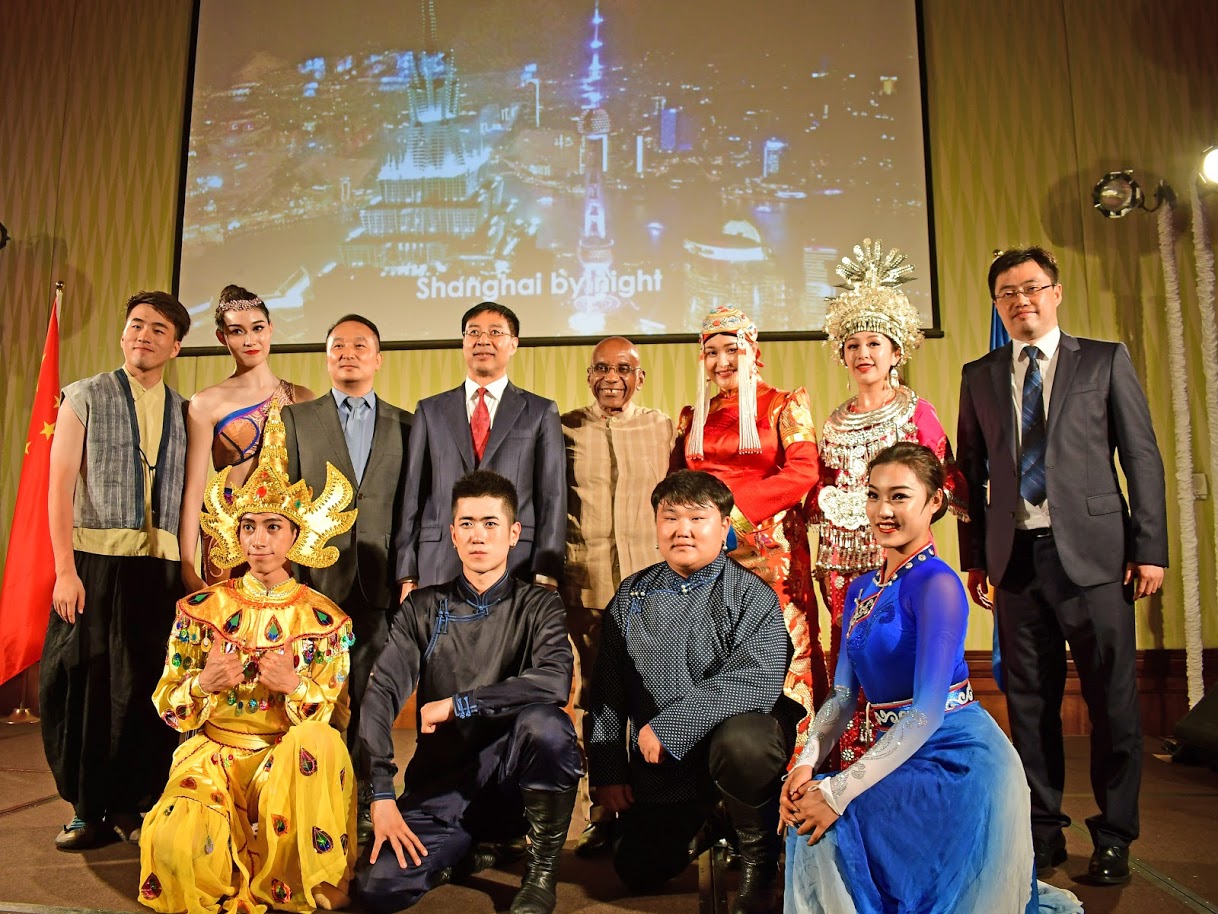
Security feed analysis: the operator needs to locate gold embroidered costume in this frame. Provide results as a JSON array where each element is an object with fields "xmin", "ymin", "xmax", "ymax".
[{"xmin": 139, "ymin": 404, "xmax": 358, "ymax": 914}]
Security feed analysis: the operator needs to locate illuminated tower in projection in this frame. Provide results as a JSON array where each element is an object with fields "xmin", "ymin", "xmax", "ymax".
[
  {"xmin": 570, "ymin": 0, "xmax": 628, "ymax": 333},
  {"xmin": 345, "ymin": 0, "xmax": 507, "ymax": 269}
]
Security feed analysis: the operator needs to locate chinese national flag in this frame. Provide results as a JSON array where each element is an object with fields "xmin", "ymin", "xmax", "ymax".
[{"xmin": 0, "ymin": 289, "xmax": 61, "ymax": 685}]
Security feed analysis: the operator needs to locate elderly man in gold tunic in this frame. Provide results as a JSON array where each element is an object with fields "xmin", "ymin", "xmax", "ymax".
[
  {"xmin": 138, "ymin": 405, "xmax": 358, "ymax": 914},
  {"xmin": 560, "ymin": 336, "xmax": 673, "ymax": 856}
]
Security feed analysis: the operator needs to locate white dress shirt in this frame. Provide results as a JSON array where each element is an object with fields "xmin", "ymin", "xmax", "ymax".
[
  {"xmin": 463, "ymin": 375, "xmax": 510, "ymax": 424},
  {"xmin": 460, "ymin": 374, "xmax": 556, "ymax": 587},
  {"xmin": 1010, "ymin": 325, "xmax": 1061, "ymax": 529}
]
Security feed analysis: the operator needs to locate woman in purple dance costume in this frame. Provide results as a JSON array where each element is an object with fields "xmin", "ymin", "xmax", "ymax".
[{"xmin": 179, "ymin": 285, "xmax": 314, "ymax": 591}]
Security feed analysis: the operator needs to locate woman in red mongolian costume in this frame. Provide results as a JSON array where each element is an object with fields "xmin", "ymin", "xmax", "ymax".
[
  {"xmin": 179, "ymin": 285, "xmax": 315, "ymax": 592},
  {"xmin": 812, "ymin": 240, "xmax": 968, "ymax": 765},
  {"xmin": 672, "ymin": 305, "xmax": 829, "ymax": 758}
]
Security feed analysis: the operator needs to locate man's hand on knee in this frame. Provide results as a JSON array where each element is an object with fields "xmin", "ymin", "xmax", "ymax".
[
  {"xmin": 592, "ymin": 784, "xmax": 634, "ymax": 813},
  {"xmin": 369, "ymin": 799, "xmax": 428, "ymax": 868}
]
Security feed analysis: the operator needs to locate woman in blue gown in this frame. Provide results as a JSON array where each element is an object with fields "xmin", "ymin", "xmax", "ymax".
[{"xmin": 781, "ymin": 442, "xmax": 1081, "ymax": 914}]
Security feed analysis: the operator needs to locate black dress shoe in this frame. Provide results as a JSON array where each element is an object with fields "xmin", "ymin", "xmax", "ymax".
[
  {"xmin": 1087, "ymin": 845, "xmax": 1131, "ymax": 885},
  {"xmin": 575, "ymin": 821, "xmax": 614, "ymax": 859},
  {"xmin": 1033, "ymin": 833, "xmax": 1067, "ymax": 874}
]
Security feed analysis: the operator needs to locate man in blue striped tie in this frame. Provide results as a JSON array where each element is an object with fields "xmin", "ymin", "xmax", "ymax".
[{"xmin": 956, "ymin": 246, "xmax": 1167, "ymax": 887}]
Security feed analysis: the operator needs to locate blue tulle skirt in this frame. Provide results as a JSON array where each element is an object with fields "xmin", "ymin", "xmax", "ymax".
[{"xmin": 784, "ymin": 704, "xmax": 1082, "ymax": 914}]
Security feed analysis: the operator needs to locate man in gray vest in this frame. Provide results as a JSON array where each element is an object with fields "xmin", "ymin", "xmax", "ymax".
[
  {"xmin": 282, "ymin": 314, "xmax": 412, "ymax": 836},
  {"xmin": 41, "ymin": 291, "xmax": 192, "ymax": 850}
]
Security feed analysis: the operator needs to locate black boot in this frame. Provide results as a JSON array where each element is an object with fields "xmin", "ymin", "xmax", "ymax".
[
  {"xmin": 510, "ymin": 787, "xmax": 577, "ymax": 914},
  {"xmin": 722, "ymin": 794, "xmax": 781, "ymax": 914}
]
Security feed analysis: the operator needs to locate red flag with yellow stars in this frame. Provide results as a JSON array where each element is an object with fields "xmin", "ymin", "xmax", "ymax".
[{"xmin": 0, "ymin": 287, "xmax": 61, "ymax": 685}]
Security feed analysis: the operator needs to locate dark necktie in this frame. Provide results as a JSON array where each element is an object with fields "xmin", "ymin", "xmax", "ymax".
[
  {"xmin": 343, "ymin": 396, "xmax": 367, "ymax": 480},
  {"xmin": 1019, "ymin": 346, "xmax": 1047, "ymax": 506},
  {"xmin": 471, "ymin": 388, "xmax": 490, "ymax": 464}
]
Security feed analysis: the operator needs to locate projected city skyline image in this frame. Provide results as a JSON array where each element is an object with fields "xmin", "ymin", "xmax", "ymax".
[{"xmin": 178, "ymin": 0, "xmax": 934, "ymax": 348}]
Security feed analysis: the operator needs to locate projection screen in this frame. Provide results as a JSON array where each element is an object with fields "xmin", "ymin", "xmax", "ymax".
[{"xmin": 176, "ymin": 0, "xmax": 936, "ymax": 348}]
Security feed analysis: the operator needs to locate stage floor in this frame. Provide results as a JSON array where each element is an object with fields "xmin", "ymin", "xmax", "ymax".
[{"xmin": 0, "ymin": 724, "xmax": 1214, "ymax": 914}]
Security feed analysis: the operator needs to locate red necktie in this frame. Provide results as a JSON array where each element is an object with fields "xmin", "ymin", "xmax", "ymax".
[{"xmin": 471, "ymin": 387, "xmax": 490, "ymax": 464}]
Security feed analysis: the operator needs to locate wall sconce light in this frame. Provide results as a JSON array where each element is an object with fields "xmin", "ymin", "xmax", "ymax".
[
  {"xmin": 1200, "ymin": 146, "xmax": 1218, "ymax": 188},
  {"xmin": 1091, "ymin": 170, "xmax": 1174, "ymax": 218}
]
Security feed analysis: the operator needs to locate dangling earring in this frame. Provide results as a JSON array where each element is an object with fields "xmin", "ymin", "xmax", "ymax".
[{"xmin": 889, "ymin": 365, "xmax": 900, "ymax": 388}]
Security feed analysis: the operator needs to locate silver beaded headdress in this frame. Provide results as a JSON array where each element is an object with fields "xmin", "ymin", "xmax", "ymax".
[{"xmin": 824, "ymin": 239, "xmax": 923, "ymax": 365}]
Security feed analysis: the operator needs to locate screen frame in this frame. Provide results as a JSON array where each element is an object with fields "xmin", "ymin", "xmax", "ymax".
[{"xmin": 171, "ymin": 0, "xmax": 941, "ymax": 355}]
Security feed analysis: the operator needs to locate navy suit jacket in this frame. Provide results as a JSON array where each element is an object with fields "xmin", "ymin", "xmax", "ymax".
[
  {"xmin": 396, "ymin": 381, "xmax": 567, "ymax": 587},
  {"xmin": 956, "ymin": 333, "xmax": 1168, "ymax": 587}
]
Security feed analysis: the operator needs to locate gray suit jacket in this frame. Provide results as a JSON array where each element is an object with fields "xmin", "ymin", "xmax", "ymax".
[
  {"xmin": 283, "ymin": 394, "xmax": 412, "ymax": 609},
  {"xmin": 396, "ymin": 381, "xmax": 566, "ymax": 587},
  {"xmin": 956, "ymin": 333, "xmax": 1167, "ymax": 587}
]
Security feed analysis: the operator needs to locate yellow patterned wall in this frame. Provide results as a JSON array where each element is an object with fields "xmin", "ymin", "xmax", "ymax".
[{"xmin": 3, "ymin": 1, "xmax": 1216, "ymax": 651}]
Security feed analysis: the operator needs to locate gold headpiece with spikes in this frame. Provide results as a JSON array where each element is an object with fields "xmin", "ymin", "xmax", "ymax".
[
  {"xmin": 824, "ymin": 239, "xmax": 924, "ymax": 365},
  {"xmin": 200, "ymin": 402, "xmax": 356, "ymax": 570}
]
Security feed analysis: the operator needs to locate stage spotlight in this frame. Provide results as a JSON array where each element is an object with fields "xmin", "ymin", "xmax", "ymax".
[
  {"xmin": 1092, "ymin": 171, "xmax": 1144, "ymax": 218},
  {"xmin": 1200, "ymin": 146, "xmax": 1218, "ymax": 187}
]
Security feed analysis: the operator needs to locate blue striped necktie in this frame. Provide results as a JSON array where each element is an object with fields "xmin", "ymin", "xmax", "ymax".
[{"xmin": 1019, "ymin": 346, "xmax": 1047, "ymax": 506}]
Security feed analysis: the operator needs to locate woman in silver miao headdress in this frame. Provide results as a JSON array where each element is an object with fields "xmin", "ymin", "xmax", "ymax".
[{"xmin": 813, "ymin": 240, "xmax": 968, "ymax": 768}]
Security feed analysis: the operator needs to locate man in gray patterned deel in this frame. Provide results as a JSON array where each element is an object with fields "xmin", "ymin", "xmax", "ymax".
[{"xmin": 588, "ymin": 470, "xmax": 796, "ymax": 914}]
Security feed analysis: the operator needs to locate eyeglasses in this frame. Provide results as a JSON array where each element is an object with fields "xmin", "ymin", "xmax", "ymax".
[
  {"xmin": 995, "ymin": 283, "xmax": 1057, "ymax": 303},
  {"xmin": 589, "ymin": 363, "xmax": 639, "ymax": 377},
  {"xmin": 462, "ymin": 328, "xmax": 513, "ymax": 341}
]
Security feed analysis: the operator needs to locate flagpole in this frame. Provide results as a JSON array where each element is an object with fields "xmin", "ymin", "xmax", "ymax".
[
  {"xmin": 0, "ymin": 669, "xmax": 40, "ymax": 724},
  {"xmin": 0, "ymin": 281, "xmax": 62, "ymax": 725}
]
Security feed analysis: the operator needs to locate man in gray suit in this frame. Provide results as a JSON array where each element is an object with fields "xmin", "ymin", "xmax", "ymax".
[
  {"xmin": 282, "ymin": 314, "xmax": 412, "ymax": 823},
  {"xmin": 957, "ymin": 247, "xmax": 1167, "ymax": 886},
  {"xmin": 397, "ymin": 302, "xmax": 565, "ymax": 597}
]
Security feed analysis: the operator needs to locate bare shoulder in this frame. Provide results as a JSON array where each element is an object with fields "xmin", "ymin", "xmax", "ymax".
[{"xmin": 186, "ymin": 382, "xmax": 228, "ymax": 419}]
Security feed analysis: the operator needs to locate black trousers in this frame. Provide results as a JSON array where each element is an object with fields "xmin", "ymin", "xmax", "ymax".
[
  {"xmin": 341, "ymin": 591, "xmax": 393, "ymax": 798},
  {"xmin": 996, "ymin": 530, "xmax": 1141, "ymax": 848},
  {"xmin": 613, "ymin": 711, "xmax": 791, "ymax": 892},
  {"xmin": 355, "ymin": 703, "xmax": 581, "ymax": 912},
  {"xmin": 38, "ymin": 552, "xmax": 182, "ymax": 821}
]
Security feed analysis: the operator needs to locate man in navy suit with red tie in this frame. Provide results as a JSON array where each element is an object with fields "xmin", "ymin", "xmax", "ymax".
[
  {"xmin": 396, "ymin": 302, "xmax": 566, "ymax": 599},
  {"xmin": 957, "ymin": 247, "xmax": 1167, "ymax": 886}
]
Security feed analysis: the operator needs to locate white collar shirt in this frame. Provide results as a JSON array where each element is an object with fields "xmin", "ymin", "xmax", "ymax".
[{"xmin": 463, "ymin": 375, "xmax": 510, "ymax": 425}]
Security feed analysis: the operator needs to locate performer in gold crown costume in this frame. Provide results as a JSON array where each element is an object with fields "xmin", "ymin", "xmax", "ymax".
[
  {"xmin": 138, "ymin": 404, "xmax": 358, "ymax": 914},
  {"xmin": 813, "ymin": 240, "xmax": 967, "ymax": 767}
]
